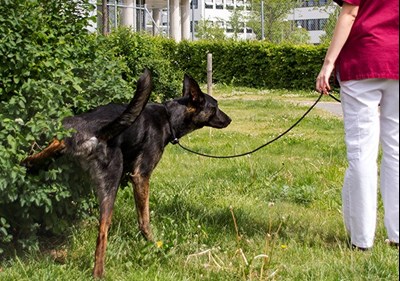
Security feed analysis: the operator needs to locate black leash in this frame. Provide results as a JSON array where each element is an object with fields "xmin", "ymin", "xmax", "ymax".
[
  {"xmin": 328, "ymin": 92, "xmax": 341, "ymax": 103},
  {"xmin": 170, "ymin": 92, "xmax": 341, "ymax": 159}
]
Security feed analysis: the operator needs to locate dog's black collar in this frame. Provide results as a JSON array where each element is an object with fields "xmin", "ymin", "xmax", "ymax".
[
  {"xmin": 164, "ymin": 103, "xmax": 180, "ymax": 145},
  {"xmin": 169, "ymin": 123, "xmax": 180, "ymax": 144}
]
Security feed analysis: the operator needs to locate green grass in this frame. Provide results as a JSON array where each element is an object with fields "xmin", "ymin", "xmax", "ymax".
[{"xmin": 1, "ymin": 86, "xmax": 398, "ymax": 280}]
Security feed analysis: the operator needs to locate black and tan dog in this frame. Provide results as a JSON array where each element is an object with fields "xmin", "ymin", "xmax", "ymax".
[{"xmin": 22, "ymin": 69, "xmax": 231, "ymax": 278}]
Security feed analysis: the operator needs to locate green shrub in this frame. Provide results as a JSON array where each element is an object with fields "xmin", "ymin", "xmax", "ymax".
[
  {"xmin": 0, "ymin": 0, "xmax": 136, "ymax": 253},
  {"xmin": 101, "ymin": 33, "xmax": 327, "ymax": 94},
  {"xmin": 170, "ymin": 40, "xmax": 327, "ymax": 90},
  {"xmin": 104, "ymin": 30, "xmax": 183, "ymax": 101}
]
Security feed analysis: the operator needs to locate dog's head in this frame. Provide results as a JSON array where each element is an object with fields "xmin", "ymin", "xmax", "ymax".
[{"xmin": 182, "ymin": 74, "xmax": 231, "ymax": 129}]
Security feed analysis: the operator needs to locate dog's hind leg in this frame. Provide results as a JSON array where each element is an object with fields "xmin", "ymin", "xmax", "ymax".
[
  {"xmin": 21, "ymin": 139, "xmax": 66, "ymax": 172},
  {"xmin": 93, "ymin": 188, "xmax": 117, "ymax": 279},
  {"xmin": 92, "ymin": 154, "xmax": 123, "ymax": 278},
  {"xmin": 130, "ymin": 171, "xmax": 153, "ymax": 241}
]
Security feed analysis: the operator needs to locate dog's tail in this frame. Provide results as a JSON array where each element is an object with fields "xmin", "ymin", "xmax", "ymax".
[{"xmin": 96, "ymin": 68, "xmax": 152, "ymax": 141}]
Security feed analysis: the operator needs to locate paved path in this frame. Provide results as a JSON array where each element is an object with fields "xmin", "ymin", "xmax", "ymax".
[
  {"xmin": 294, "ymin": 100, "xmax": 342, "ymax": 117},
  {"xmin": 315, "ymin": 102, "xmax": 342, "ymax": 117}
]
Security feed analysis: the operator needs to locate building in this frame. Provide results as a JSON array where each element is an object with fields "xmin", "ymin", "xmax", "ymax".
[
  {"xmin": 189, "ymin": 0, "xmax": 337, "ymax": 43},
  {"xmin": 93, "ymin": 0, "xmax": 337, "ymax": 44},
  {"xmin": 91, "ymin": 0, "xmax": 192, "ymax": 41},
  {"xmin": 289, "ymin": 0, "xmax": 337, "ymax": 44},
  {"xmin": 189, "ymin": 0, "xmax": 256, "ymax": 40}
]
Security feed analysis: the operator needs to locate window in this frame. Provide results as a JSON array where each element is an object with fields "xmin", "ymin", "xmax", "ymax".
[
  {"xmin": 236, "ymin": 0, "xmax": 244, "ymax": 6},
  {"xmin": 226, "ymin": 0, "xmax": 234, "ymax": 9},
  {"xmin": 319, "ymin": 18, "xmax": 327, "ymax": 30},
  {"xmin": 226, "ymin": 23, "xmax": 233, "ymax": 33},
  {"xmin": 191, "ymin": 20, "xmax": 199, "ymax": 32},
  {"xmin": 302, "ymin": 0, "xmax": 315, "ymax": 7},
  {"xmin": 216, "ymin": 21, "xmax": 225, "ymax": 28},
  {"xmin": 190, "ymin": 0, "xmax": 198, "ymax": 9},
  {"xmin": 295, "ymin": 18, "xmax": 328, "ymax": 31},
  {"xmin": 205, "ymin": 0, "xmax": 213, "ymax": 9},
  {"xmin": 296, "ymin": 20, "xmax": 304, "ymax": 29},
  {"xmin": 239, "ymin": 22, "xmax": 245, "ymax": 33},
  {"xmin": 308, "ymin": 19, "xmax": 316, "ymax": 30},
  {"xmin": 302, "ymin": 0, "xmax": 328, "ymax": 7}
]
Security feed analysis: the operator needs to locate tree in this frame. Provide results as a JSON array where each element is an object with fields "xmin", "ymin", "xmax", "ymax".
[
  {"xmin": 247, "ymin": 0, "xmax": 309, "ymax": 44},
  {"xmin": 319, "ymin": 2, "xmax": 340, "ymax": 45},
  {"xmin": 195, "ymin": 20, "xmax": 226, "ymax": 40},
  {"xmin": 228, "ymin": 8, "xmax": 243, "ymax": 40}
]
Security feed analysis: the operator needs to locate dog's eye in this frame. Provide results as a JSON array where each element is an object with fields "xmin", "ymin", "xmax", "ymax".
[{"xmin": 209, "ymin": 105, "xmax": 217, "ymax": 114}]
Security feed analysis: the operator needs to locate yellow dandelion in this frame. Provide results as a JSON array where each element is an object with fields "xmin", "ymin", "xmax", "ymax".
[{"xmin": 156, "ymin": 241, "xmax": 163, "ymax": 248}]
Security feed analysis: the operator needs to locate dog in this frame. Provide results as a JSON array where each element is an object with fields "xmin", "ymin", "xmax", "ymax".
[{"xmin": 22, "ymin": 69, "xmax": 232, "ymax": 278}]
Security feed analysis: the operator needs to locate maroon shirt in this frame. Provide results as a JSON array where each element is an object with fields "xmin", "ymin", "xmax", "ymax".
[{"xmin": 336, "ymin": 0, "xmax": 399, "ymax": 81}]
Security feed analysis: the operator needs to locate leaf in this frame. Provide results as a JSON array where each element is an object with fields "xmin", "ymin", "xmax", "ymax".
[{"xmin": 72, "ymin": 84, "xmax": 83, "ymax": 93}]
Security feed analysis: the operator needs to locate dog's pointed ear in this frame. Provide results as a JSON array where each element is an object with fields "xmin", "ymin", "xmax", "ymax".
[{"xmin": 182, "ymin": 74, "xmax": 205, "ymax": 103}]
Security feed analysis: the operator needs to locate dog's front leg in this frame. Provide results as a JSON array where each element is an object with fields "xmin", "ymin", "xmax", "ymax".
[{"xmin": 131, "ymin": 172, "xmax": 153, "ymax": 241}]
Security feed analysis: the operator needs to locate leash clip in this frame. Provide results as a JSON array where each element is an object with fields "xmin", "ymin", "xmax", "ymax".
[{"xmin": 171, "ymin": 138, "xmax": 180, "ymax": 145}]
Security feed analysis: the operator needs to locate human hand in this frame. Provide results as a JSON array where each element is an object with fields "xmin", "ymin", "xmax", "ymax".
[{"xmin": 316, "ymin": 63, "xmax": 335, "ymax": 95}]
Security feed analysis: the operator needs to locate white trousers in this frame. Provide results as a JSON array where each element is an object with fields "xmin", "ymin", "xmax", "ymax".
[{"xmin": 339, "ymin": 78, "xmax": 399, "ymax": 248}]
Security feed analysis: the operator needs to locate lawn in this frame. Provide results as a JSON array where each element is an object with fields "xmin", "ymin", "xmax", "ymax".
[{"xmin": 1, "ymin": 86, "xmax": 398, "ymax": 280}]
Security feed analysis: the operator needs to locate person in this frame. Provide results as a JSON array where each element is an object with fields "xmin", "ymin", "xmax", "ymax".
[{"xmin": 316, "ymin": 0, "xmax": 399, "ymax": 250}]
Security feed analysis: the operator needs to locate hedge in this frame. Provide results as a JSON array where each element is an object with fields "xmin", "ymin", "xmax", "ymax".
[
  {"xmin": 107, "ymin": 35, "xmax": 328, "ymax": 92},
  {"xmin": 169, "ymin": 40, "xmax": 327, "ymax": 90}
]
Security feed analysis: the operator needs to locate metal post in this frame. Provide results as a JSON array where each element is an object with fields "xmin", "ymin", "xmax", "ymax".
[
  {"xmin": 167, "ymin": 0, "xmax": 170, "ymax": 37},
  {"xmin": 260, "ymin": 0, "xmax": 264, "ymax": 40},
  {"xmin": 114, "ymin": 0, "xmax": 118, "ymax": 29},
  {"xmin": 143, "ymin": 4, "xmax": 147, "ymax": 31},
  {"xmin": 191, "ymin": 0, "xmax": 194, "ymax": 41},
  {"xmin": 207, "ymin": 53, "xmax": 212, "ymax": 96},
  {"xmin": 138, "ymin": 0, "xmax": 142, "ymax": 31}
]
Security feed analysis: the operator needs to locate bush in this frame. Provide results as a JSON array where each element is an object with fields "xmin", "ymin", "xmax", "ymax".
[
  {"xmin": 104, "ymin": 30, "xmax": 183, "ymax": 101},
  {"xmin": 0, "ymin": 0, "xmax": 137, "ymax": 253},
  {"xmin": 101, "ymin": 34, "xmax": 327, "ymax": 94},
  {"xmin": 170, "ymin": 40, "xmax": 327, "ymax": 90}
]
